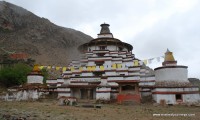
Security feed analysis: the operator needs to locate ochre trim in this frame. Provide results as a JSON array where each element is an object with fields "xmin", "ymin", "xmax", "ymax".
[{"xmin": 152, "ymin": 91, "xmax": 199, "ymax": 94}]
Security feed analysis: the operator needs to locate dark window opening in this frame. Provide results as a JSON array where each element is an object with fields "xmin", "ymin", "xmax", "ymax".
[
  {"xmin": 75, "ymin": 74, "xmax": 80, "ymax": 77},
  {"xmin": 97, "ymin": 53, "xmax": 105, "ymax": 57},
  {"xmin": 88, "ymin": 48, "xmax": 91, "ymax": 51},
  {"xmin": 93, "ymin": 71, "xmax": 105, "ymax": 77},
  {"xmin": 120, "ymin": 74, "xmax": 125, "ymax": 76},
  {"xmin": 122, "ymin": 85, "xmax": 135, "ymax": 91},
  {"xmin": 175, "ymin": 94, "xmax": 182, "ymax": 100},
  {"xmin": 119, "ymin": 47, "xmax": 123, "ymax": 51},
  {"xmin": 95, "ymin": 61, "xmax": 104, "ymax": 66},
  {"xmin": 99, "ymin": 46, "xmax": 107, "ymax": 50}
]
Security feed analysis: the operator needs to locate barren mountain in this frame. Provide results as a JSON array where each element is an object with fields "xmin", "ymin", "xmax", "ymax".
[{"xmin": 0, "ymin": 1, "xmax": 92, "ymax": 66}]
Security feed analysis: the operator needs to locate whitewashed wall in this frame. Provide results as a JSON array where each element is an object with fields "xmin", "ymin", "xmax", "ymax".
[
  {"xmin": 104, "ymin": 61, "xmax": 112, "ymax": 66},
  {"xmin": 107, "ymin": 45, "xmax": 118, "ymax": 51},
  {"xmin": 153, "ymin": 94, "xmax": 176, "ymax": 104},
  {"xmin": 58, "ymin": 93, "xmax": 71, "ymax": 98},
  {"xmin": 27, "ymin": 75, "xmax": 43, "ymax": 84},
  {"xmin": 46, "ymin": 79, "xmax": 57, "ymax": 84},
  {"xmin": 89, "ymin": 46, "xmax": 96, "ymax": 51},
  {"xmin": 96, "ymin": 87, "xmax": 111, "ymax": 100},
  {"xmin": 57, "ymin": 88, "xmax": 70, "ymax": 92},
  {"xmin": 139, "ymin": 82, "xmax": 155, "ymax": 86},
  {"xmin": 155, "ymin": 67, "xmax": 188, "ymax": 82},
  {"xmin": 183, "ymin": 94, "xmax": 200, "ymax": 103},
  {"xmin": 88, "ymin": 61, "xmax": 95, "ymax": 66},
  {"xmin": 141, "ymin": 91, "xmax": 152, "ymax": 97},
  {"xmin": 81, "ymin": 73, "xmax": 93, "ymax": 76},
  {"xmin": 105, "ymin": 71, "xmax": 117, "ymax": 76},
  {"xmin": 153, "ymin": 87, "xmax": 200, "ymax": 104},
  {"xmin": 154, "ymin": 88, "xmax": 199, "ymax": 92},
  {"xmin": 98, "ymin": 34, "xmax": 113, "ymax": 38},
  {"xmin": 117, "ymin": 72, "xmax": 128, "ymax": 75}
]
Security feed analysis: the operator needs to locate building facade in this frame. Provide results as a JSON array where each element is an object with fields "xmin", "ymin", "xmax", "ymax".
[
  {"xmin": 45, "ymin": 24, "xmax": 199, "ymax": 105},
  {"xmin": 153, "ymin": 49, "xmax": 200, "ymax": 104},
  {"xmin": 51, "ymin": 23, "xmax": 155, "ymax": 103}
]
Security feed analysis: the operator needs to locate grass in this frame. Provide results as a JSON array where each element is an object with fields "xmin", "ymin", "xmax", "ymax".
[{"xmin": 0, "ymin": 100, "xmax": 199, "ymax": 120}]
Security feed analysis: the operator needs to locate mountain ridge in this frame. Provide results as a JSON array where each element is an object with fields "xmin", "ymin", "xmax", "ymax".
[{"xmin": 0, "ymin": 1, "xmax": 93, "ymax": 66}]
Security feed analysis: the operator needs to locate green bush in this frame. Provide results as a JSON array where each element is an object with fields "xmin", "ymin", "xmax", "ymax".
[
  {"xmin": 0, "ymin": 63, "xmax": 32, "ymax": 87},
  {"xmin": 41, "ymin": 68, "xmax": 48, "ymax": 84}
]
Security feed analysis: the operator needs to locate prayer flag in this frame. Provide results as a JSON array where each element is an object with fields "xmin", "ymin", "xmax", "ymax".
[
  {"xmin": 134, "ymin": 60, "xmax": 139, "ymax": 66},
  {"xmin": 112, "ymin": 64, "xmax": 116, "ymax": 69},
  {"xmin": 62, "ymin": 67, "xmax": 67, "ymax": 72},
  {"xmin": 100, "ymin": 66, "xmax": 104, "ymax": 70}
]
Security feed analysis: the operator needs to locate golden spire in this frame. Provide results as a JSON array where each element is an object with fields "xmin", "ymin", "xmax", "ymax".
[
  {"xmin": 164, "ymin": 49, "xmax": 175, "ymax": 62},
  {"xmin": 33, "ymin": 64, "xmax": 40, "ymax": 72},
  {"xmin": 162, "ymin": 49, "xmax": 177, "ymax": 66}
]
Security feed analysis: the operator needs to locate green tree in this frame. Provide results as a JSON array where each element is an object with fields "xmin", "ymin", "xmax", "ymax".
[
  {"xmin": 0, "ymin": 63, "xmax": 32, "ymax": 87},
  {"xmin": 41, "ymin": 68, "xmax": 48, "ymax": 84}
]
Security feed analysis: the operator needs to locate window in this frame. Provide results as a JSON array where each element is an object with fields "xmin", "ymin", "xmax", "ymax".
[
  {"xmin": 93, "ymin": 71, "xmax": 105, "ymax": 77},
  {"xmin": 95, "ymin": 61, "xmax": 104, "ymax": 66},
  {"xmin": 120, "ymin": 74, "xmax": 125, "ymax": 76},
  {"xmin": 175, "ymin": 94, "xmax": 182, "ymax": 100},
  {"xmin": 96, "ymin": 53, "xmax": 105, "ymax": 57},
  {"xmin": 122, "ymin": 85, "xmax": 135, "ymax": 91},
  {"xmin": 119, "ymin": 47, "xmax": 123, "ymax": 51},
  {"xmin": 99, "ymin": 46, "xmax": 106, "ymax": 50}
]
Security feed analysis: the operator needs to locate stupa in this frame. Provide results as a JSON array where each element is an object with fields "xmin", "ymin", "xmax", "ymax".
[{"xmin": 53, "ymin": 23, "xmax": 155, "ymax": 103}]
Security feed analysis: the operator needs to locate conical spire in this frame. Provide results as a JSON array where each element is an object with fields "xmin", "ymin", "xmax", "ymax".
[
  {"xmin": 33, "ymin": 64, "xmax": 40, "ymax": 72},
  {"xmin": 100, "ymin": 23, "xmax": 111, "ymax": 34},
  {"xmin": 164, "ymin": 49, "xmax": 175, "ymax": 62},
  {"xmin": 162, "ymin": 49, "xmax": 177, "ymax": 66},
  {"xmin": 98, "ymin": 23, "xmax": 113, "ymax": 38}
]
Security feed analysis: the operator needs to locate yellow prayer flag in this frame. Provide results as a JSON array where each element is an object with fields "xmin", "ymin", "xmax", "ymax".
[
  {"xmin": 56, "ymin": 67, "xmax": 60, "ymax": 70},
  {"xmin": 47, "ymin": 66, "xmax": 51, "ymax": 69},
  {"xmin": 62, "ymin": 67, "xmax": 67, "ymax": 72},
  {"xmin": 79, "ymin": 67, "xmax": 83, "ymax": 71},
  {"xmin": 91, "ymin": 66, "xmax": 96, "ymax": 71},
  {"xmin": 134, "ymin": 60, "xmax": 139, "ymax": 66},
  {"xmin": 70, "ymin": 67, "xmax": 74, "ymax": 71},
  {"xmin": 100, "ymin": 66, "xmax": 104, "ymax": 70},
  {"xmin": 87, "ymin": 66, "xmax": 92, "ymax": 71},
  {"xmin": 143, "ymin": 60, "xmax": 147, "ymax": 65},
  {"xmin": 117, "ymin": 64, "xmax": 122, "ymax": 68},
  {"xmin": 39, "ymin": 66, "xmax": 44, "ymax": 70},
  {"xmin": 112, "ymin": 64, "xmax": 117, "ymax": 69}
]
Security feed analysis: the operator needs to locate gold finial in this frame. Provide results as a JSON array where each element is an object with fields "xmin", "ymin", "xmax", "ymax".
[
  {"xmin": 164, "ymin": 49, "xmax": 175, "ymax": 62},
  {"xmin": 33, "ymin": 64, "xmax": 40, "ymax": 72}
]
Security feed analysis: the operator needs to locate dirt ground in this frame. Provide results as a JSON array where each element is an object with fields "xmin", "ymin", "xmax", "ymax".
[{"xmin": 0, "ymin": 100, "xmax": 199, "ymax": 120}]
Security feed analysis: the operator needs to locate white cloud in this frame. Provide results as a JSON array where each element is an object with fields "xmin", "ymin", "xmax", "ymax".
[{"xmin": 2, "ymin": 0, "xmax": 200, "ymax": 78}]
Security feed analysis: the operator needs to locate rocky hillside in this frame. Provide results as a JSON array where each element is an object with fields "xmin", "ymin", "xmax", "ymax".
[{"xmin": 0, "ymin": 1, "xmax": 92, "ymax": 66}]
